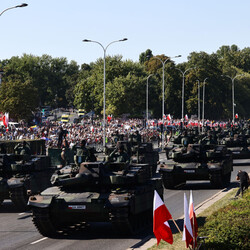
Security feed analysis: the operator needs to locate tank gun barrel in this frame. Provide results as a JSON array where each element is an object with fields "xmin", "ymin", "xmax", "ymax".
[{"xmin": 52, "ymin": 173, "xmax": 94, "ymax": 187}]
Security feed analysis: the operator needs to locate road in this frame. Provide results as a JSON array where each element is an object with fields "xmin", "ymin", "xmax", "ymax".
[{"xmin": 0, "ymin": 156, "xmax": 249, "ymax": 250}]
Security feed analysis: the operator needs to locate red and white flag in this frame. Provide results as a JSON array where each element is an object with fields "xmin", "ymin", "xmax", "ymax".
[
  {"xmin": 189, "ymin": 190, "xmax": 198, "ymax": 248},
  {"xmin": 167, "ymin": 114, "xmax": 171, "ymax": 121},
  {"xmin": 153, "ymin": 190, "xmax": 173, "ymax": 245},
  {"xmin": 107, "ymin": 115, "xmax": 112, "ymax": 122},
  {"xmin": 185, "ymin": 114, "xmax": 188, "ymax": 121},
  {"xmin": 3, "ymin": 113, "xmax": 9, "ymax": 128},
  {"xmin": 182, "ymin": 193, "xmax": 193, "ymax": 248},
  {"xmin": 235, "ymin": 113, "xmax": 238, "ymax": 119}
]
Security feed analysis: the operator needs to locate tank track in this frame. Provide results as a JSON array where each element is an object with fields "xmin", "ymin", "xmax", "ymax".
[
  {"xmin": 9, "ymin": 187, "xmax": 28, "ymax": 210},
  {"xmin": 109, "ymin": 207, "xmax": 152, "ymax": 235},
  {"xmin": 32, "ymin": 207, "xmax": 88, "ymax": 238},
  {"xmin": 32, "ymin": 207, "xmax": 59, "ymax": 237},
  {"xmin": 162, "ymin": 172, "xmax": 175, "ymax": 189},
  {"xmin": 210, "ymin": 171, "xmax": 223, "ymax": 188}
]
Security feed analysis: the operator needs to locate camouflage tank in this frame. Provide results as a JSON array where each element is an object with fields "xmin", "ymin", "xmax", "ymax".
[
  {"xmin": 160, "ymin": 144, "xmax": 233, "ymax": 189},
  {"xmin": 0, "ymin": 153, "xmax": 54, "ymax": 210},
  {"xmin": 28, "ymin": 161, "xmax": 163, "ymax": 237}
]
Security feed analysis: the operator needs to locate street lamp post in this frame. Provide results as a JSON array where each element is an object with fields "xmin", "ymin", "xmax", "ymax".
[
  {"xmin": 222, "ymin": 74, "xmax": 244, "ymax": 124},
  {"xmin": 146, "ymin": 74, "xmax": 153, "ymax": 128},
  {"xmin": 82, "ymin": 38, "xmax": 128, "ymax": 147},
  {"xmin": 175, "ymin": 67, "xmax": 195, "ymax": 121},
  {"xmin": 196, "ymin": 80, "xmax": 200, "ymax": 134},
  {"xmin": 0, "ymin": 3, "xmax": 28, "ymax": 16},
  {"xmin": 202, "ymin": 78, "xmax": 208, "ymax": 133},
  {"xmin": 151, "ymin": 55, "xmax": 181, "ymax": 148}
]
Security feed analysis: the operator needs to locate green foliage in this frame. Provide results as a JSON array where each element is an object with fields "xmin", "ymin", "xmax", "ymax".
[
  {"xmin": 0, "ymin": 78, "xmax": 38, "ymax": 120},
  {"xmin": 139, "ymin": 49, "xmax": 153, "ymax": 64},
  {"xmin": 0, "ymin": 44, "xmax": 250, "ymax": 120},
  {"xmin": 199, "ymin": 190, "xmax": 250, "ymax": 249}
]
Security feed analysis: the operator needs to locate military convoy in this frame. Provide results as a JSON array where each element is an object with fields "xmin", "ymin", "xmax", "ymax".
[
  {"xmin": 160, "ymin": 122, "xmax": 250, "ymax": 189},
  {"xmin": 1, "ymin": 123, "xmax": 250, "ymax": 238}
]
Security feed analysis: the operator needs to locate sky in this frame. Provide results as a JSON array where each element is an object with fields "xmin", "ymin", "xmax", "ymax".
[{"xmin": 1, "ymin": 0, "xmax": 250, "ymax": 66}]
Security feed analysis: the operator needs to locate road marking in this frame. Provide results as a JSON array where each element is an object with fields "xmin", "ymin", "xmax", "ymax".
[{"xmin": 30, "ymin": 237, "xmax": 48, "ymax": 245}]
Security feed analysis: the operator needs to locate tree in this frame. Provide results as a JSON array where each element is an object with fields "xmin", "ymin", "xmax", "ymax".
[
  {"xmin": 0, "ymin": 77, "xmax": 38, "ymax": 121},
  {"xmin": 139, "ymin": 49, "xmax": 153, "ymax": 64}
]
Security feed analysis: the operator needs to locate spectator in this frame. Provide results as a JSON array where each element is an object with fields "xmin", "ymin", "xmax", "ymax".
[{"xmin": 235, "ymin": 170, "xmax": 249, "ymax": 198}]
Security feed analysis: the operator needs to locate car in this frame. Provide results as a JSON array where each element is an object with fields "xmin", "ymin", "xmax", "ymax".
[
  {"xmin": 61, "ymin": 114, "xmax": 69, "ymax": 123},
  {"xmin": 78, "ymin": 109, "xmax": 86, "ymax": 117}
]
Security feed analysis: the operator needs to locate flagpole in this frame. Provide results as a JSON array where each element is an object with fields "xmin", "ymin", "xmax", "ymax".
[
  {"xmin": 172, "ymin": 219, "xmax": 182, "ymax": 235},
  {"xmin": 191, "ymin": 190, "xmax": 195, "ymax": 250}
]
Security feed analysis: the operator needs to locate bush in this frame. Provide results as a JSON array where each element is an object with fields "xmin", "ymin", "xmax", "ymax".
[{"xmin": 199, "ymin": 190, "xmax": 250, "ymax": 250}]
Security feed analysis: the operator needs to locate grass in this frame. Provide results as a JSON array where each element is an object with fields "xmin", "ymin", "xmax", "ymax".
[{"xmin": 148, "ymin": 188, "xmax": 238, "ymax": 250}]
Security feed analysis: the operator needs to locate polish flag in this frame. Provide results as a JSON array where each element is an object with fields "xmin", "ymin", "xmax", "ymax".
[
  {"xmin": 153, "ymin": 190, "xmax": 173, "ymax": 245},
  {"xmin": 189, "ymin": 190, "xmax": 198, "ymax": 248},
  {"xmin": 3, "ymin": 113, "xmax": 9, "ymax": 128},
  {"xmin": 107, "ymin": 115, "xmax": 112, "ymax": 122},
  {"xmin": 235, "ymin": 113, "xmax": 238, "ymax": 119},
  {"xmin": 167, "ymin": 114, "xmax": 171, "ymax": 121},
  {"xmin": 182, "ymin": 193, "xmax": 193, "ymax": 248}
]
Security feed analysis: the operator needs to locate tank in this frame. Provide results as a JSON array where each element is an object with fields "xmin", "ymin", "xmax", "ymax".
[
  {"xmin": 0, "ymin": 153, "xmax": 54, "ymax": 210},
  {"xmin": 28, "ymin": 161, "xmax": 163, "ymax": 237},
  {"xmin": 160, "ymin": 144, "xmax": 233, "ymax": 189}
]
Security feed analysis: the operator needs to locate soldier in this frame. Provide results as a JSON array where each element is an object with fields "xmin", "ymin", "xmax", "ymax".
[
  {"xmin": 135, "ymin": 130, "xmax": 142, "ymax": 145},
  {"xmin": 112, "ymin": 130, "xmax": 120, "ymax": 144},
  {"xmin": 108, "ymin": 143, "xmax": 130, "ymax": 164},
  {"xmin": 74, "ymin": 140, "xmax": 96, "ymax": 166},
  {"xmin": 14, "ymin": 141, "xmax": 31, "ymax": 156}
]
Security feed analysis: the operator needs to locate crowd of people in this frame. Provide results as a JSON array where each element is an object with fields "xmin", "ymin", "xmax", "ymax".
[
  {"xmin": 0, "ymin": 118, "xmax": 162, "ymax": 150},
  {"xmin": 0, "ymin": 115, "xmax": 247, "ymax": 151}
]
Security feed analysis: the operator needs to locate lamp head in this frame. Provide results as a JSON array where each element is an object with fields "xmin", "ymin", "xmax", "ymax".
[{"xmin": 16, "ymin": 3, "xmax": 28, "ymax": 8}]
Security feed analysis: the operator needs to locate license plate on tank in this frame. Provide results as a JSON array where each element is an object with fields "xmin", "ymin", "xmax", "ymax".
[
  {"xmin": 68, "ymin": 205, "xmax": 86, "ymax": 210},
  {"xmin": 184, "ymin": 170, "xmax": 195, "ymax": 173}
]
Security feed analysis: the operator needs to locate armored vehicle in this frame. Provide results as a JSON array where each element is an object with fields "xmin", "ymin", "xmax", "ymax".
[
  {"xmin": 28, "ymin": 161, "xmax": 163, "ymax": 237},
  {"xmin": 160, "ymin": 144, "xmax": 233, "ymax": 189},
  {"xmin": 0, "ymin": 153, "xmax": 53, "ymax": 210}
]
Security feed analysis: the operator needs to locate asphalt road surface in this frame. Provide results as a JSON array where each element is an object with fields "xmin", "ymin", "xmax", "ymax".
[{"xmin": 0, "ymin": 156, "xmax": 249, "ymax": 250}]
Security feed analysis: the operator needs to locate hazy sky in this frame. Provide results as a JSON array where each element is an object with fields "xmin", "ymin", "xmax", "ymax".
[{"xmin": 1, "ymin": 0, "xmax": 250, "ymax": 66}]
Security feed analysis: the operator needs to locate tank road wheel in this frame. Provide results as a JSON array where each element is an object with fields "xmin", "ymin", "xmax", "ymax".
[
  {"xmin": 10, "ymin": 187, "xmax": 28, "ymax": 210},
  {"xmin": 32, "ymin": 207, "xmax": 59, "ymax": 238},
  {"xmin": 162, "ymin": 172, "xmax": 175, "ymax": 189},
  {"xmin": 110, "ymin": 207, "xmax": 152, "ymax": 235},
  {"xmin": 210, "ymin": 171, "xmax": 223, "ymax": 188}
]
